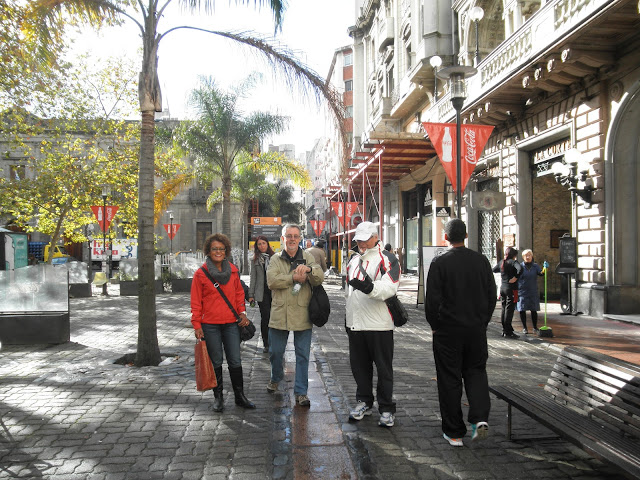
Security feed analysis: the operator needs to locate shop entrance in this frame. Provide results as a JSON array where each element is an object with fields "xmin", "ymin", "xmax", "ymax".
[{"xmin": 531, "ymin": 172, "xmax": 572, "ymax": 300}]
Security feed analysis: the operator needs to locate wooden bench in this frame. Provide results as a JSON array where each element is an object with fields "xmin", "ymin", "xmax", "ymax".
[{"xmin": 489, "ymin": 346, "xmax": 640, "ymax": 479}]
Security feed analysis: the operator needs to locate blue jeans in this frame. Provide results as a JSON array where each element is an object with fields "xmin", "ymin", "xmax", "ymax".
[
  {"xmin": 269, "ymin": 328, "xmax": 312, "ymax": 395},
  {"xmin": 202, "ymin": 323, "xmax": 241, "ymax": 369}
]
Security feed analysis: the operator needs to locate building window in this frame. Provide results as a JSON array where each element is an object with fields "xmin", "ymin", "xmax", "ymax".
[
  {"xmin": 9, "ymin": 164, "xmax": 25, "ymax": 181},
  {"xmin": 345, "ymin": 80, "xmax": 353, "ymax": 92},
  {"xmin": 344, "ymin": 52, "xmax": 353, "ymax": 66},
  {"xmin": 345, "ymin": 106, "xmax": 353, "ymax": 118}
]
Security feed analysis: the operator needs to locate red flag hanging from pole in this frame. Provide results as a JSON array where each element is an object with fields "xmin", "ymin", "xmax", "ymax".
[
  {"xmin": 91, "ymin": 206, "xmax": 119, "ymax": 232},
  {"xmin": 163, "ymin": 224, "xmax": 181, "ymax": 240},
  {"xmin": 311, "ymin": 220, "xmax": 327, "ymax": 236},
  {"xmin": 422, "ymin": 122, "xmax": 494, "ymax": 193}
]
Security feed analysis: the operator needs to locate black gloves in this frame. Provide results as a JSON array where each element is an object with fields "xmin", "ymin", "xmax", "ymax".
[{"xmin": 349, "ymin": 277, "xmax": 374, "ymax": 294}]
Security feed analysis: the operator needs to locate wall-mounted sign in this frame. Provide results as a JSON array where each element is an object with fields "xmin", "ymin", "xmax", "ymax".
[
  {"xmin": 470, "ymin": 191, "xmax": 506, "ymax": 211},
  {"xmin": 531, "ymin": 138, "xmax": 571, "ymax": 164},
  {"xmin": 435, "ymin": 207, "xmax": 451, "ymax": 218}
]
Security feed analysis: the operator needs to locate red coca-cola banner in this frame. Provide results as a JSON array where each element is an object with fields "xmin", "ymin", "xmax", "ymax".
[
  {"xmin": 310, "ymin": 220, "xmax": 327, "ymax": 237},
  {"xmin": 331, "ymin": 202, "xmax": 360, "ymax": 230},
  {"xmin": 163, "ymin": 223, "xmax": 181, "ymax": 240},
  {"xmin": 422, "ymin": 122, "xmax": 494, "ymax": 193},
  {"xmin": 91, "ymin": 205, "xmax": 119, "ymax": 232}
]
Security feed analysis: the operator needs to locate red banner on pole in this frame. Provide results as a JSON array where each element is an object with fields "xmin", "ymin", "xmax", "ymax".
[
  {"xmin": 310, "ymin": 220, "xmax": 327, "ymax": 237},
  {"xmin": 163, "ymin": 223, "xmax": 181, "ymax": 240},
  {"xmin": 422, "ymin": 122, "xmax": 494, "ymax": 193},
  {"xmin": 331, "ymin": 202, "xmax": 359, "ymax": 230},
  {"xmin": 91, "ymin": 205, "xmax": 119, "ymax": 232}
]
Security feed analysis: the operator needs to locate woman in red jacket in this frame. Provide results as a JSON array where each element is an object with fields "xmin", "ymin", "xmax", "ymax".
[{"xmin": 191, "ymin": 233, "xmax": 255, "ymax": 412}]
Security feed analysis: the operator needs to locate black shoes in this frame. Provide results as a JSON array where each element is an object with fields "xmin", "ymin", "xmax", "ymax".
[{"xmin": 502, "ymin": 332, "xmax": 520, "ymax": 338}]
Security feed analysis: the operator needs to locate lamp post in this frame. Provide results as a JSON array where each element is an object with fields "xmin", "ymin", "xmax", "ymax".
[
  {"xmin": 429, "ymin": 55, "xmax": 442, "ymax": 101},
  {"xmin": 551, "ymin": 149, "xmax": 596, "ymax": 206},
  {"xmin": 101, "ymin": 185, "xmax": 111, "ymax": 296},
  {"xmin": 436, "ymin": 65, "xmax": 478, "ymax": 218},
  {"xmin": 168, "ymin": 211, "xmax": 174, "ymax": 254},
  {"xmin": 341, "ymin": 184, "xmax": 348, "ymax": 289},
  {"xmin": 469, "ymin": 6, "xmax": 484, "ymax": 66}
]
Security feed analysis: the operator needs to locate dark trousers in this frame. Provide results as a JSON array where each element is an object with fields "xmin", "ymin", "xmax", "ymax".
[
  {"xmin": 500, "ymin": 286, "xmax": 516, "ymax": 334},
  {"xmin": 347, "ymin": 329, "xmax": 396, "ymax": 414},
  {"xmin": 433, "ymin": 329, "xmax": 490, "ymax": 438},
  {"xmin": 258, "ymin": 292, "xmax": 272, "ymax": 347},
  {"xmin": 519, "ymin": 310, "xmax": 538, "ymax": 329}
]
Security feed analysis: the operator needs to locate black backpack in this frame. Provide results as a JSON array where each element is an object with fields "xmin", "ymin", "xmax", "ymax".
[{"xmin": 308, "ymin": 284, "xmax": 331, "ymax": 327}]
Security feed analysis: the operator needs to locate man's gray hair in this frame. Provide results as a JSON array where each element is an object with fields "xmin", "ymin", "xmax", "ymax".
[{"xmin": 282, "ymin": 224, "xmax": 301, "ymax": 236}]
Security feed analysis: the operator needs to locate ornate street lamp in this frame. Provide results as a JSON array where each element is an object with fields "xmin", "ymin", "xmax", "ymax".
[
  {"xmin": 469, "ymin": 6, "xmax": 485, "ymax": 66},
  {"xmin": 436, "ymin": 65, "xmax": 478, "ymax": 218},
  {"xmin": 551, "ymin": 149, "xmax": 597, "ymax": 206},
  {"xmin": 429, "ymin": 55, "xmax": 442, "ymax": 101}
]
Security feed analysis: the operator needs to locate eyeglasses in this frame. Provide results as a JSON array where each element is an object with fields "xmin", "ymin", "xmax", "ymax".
[
  {"xmin": 210, "ymin": 248, "xmax": 226, "ymax": 252},
  {"xmin": 285, "ymin": 235, "xmax": 301, "ymax": 240}
]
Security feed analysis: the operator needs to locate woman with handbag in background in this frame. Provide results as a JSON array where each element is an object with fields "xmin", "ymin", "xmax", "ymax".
[
  {"xmin": 248, "ymin": 235, "xmax": 275, "ymax": 354},
  {"xmin": 191, "ymin": 233, "xmax": 256, "ymax": 412}
]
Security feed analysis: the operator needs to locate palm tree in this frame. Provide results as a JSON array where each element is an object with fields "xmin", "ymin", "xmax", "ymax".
[
  {"xmin": 175, "ymin": 76, "xmax": 310, "ymax": 238},
  {"xmin": 34, "ymin": 0, "xmax": 346, "ymax": 366},
  {"xmin": 204, "ymin": 160, "xmax": 280, "ymax": 273}
]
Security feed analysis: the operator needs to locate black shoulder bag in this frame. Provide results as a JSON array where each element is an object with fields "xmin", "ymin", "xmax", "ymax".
[
  {"xmin": 200, "ymin": 267, "xmax": 256, "ymax": 341},
  {"xmin": 357, "ymin": 260, "xmax": 409, "ymax": 327}
]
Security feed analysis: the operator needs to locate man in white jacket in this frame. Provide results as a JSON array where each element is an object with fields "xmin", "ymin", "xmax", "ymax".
[{"xmin": 345, "ymin": 221, "xmax": 400, "ymax": 427}]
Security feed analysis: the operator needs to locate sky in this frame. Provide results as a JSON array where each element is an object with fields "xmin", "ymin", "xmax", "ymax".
[{"xmin": 71, "ymin": 1, "xmax": 354, "ymax": 156}]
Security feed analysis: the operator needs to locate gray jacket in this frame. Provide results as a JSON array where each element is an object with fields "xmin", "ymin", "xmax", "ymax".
[{"xmin": 248, "ymin": 254, "xmax": 269, "ymax": 303}]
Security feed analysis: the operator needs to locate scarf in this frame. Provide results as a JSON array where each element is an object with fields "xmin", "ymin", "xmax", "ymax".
[
  {"xmin": 281, "ymin": 247, "xmax": 304, "ymax": 272},
  {"xmin": 256, "ymin": 252, "xmax": 270, "ymax": 270},
  {"xmin": 205, "ymin": 257, "xmax": 232, "ymax": 284}
]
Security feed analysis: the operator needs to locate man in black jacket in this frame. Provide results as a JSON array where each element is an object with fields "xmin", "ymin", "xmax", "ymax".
[{"xmin": 425, "ymin": 219, "xmax": 497, "ymax": 447}]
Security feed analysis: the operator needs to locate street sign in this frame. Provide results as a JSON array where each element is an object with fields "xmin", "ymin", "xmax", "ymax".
[
  {"xmin": 251, "ymin": 217, "xmax": 281, "ymax": 225},
  {"xmin": 251, "ymin": 224, "xmax": 282, "ymax": 239},
  {"xmin": 435, "ymin": 207, "xmax": 451, "ymax": 218},
  {"xmin": 163, "ymin": 223, "xmax": 181, "ymax": 240},
  {"xmin": 91, "ymin": 206, "xmax": 119, "ymax": 231}
]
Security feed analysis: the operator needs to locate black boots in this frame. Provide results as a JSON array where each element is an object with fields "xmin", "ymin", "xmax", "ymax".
[
  {"xmin": 212, "ymin": 366, "xmax": 224, "ymax": 412},
  {"xmin": 229, "ymin": 366, "xmax": 256, "ymax": 409}
]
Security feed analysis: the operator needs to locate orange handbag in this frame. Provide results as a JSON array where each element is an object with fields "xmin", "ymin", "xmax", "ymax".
[{"xmin": 195, "ymin": 339, "xmax": 217, "ymax": 391}]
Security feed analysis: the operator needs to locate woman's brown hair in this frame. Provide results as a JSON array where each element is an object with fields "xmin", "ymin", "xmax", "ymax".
[
  {"xmin": 203, "ymin": 233, "xmax": 232, "ymax": 258},
  {"xmin": 253, "ymin": 235, "xmax": 275, "ymax": 257}
]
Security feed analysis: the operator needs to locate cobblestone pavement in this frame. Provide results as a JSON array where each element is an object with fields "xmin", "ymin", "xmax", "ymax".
[{"xmin": 0, "ymin": 278, "xmax": 634, "ymax": 479}]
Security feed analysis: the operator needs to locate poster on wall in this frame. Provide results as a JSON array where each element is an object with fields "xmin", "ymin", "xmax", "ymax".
[{"xmin": 417, "ymin": 245, "xmax": 450, "ymax": 305}]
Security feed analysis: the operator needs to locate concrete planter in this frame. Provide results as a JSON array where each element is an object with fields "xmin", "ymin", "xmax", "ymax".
[
  {"xmin": 69, "ymin": 283, "xmax": 92, "ymax": 298},
  {"xmin": 119, "ymin": 280, "xmax": 164, "ymax": 296},
  {"xmin": 0, "ymin": 312, "xmax": 70, "ymax": 344},
  {"xmin": 170, "ymin": 278, "xmax": 192, "ymax": 293}
]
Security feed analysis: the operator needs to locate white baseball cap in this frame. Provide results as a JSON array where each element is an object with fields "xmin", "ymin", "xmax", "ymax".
[{"xmin": 353, "ymin": 222, "xmax": 379, "ymax": 241}]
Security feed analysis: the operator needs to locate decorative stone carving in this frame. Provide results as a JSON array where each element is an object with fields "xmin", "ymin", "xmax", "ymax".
[{"xmin": 609, "ymin": 81, "xmax": 623, "ymax": 102}]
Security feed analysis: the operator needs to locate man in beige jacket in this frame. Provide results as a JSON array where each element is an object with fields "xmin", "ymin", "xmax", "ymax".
[{"xmin": 266, "ymin": 224, "xmax": 324, "ymax": 406}]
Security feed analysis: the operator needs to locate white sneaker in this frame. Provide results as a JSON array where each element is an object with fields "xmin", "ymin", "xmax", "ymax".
[
  {"xmin": 443, "ymin": 433, "xmax": 463, "ymax": 446},
  {"xmin": 349, "ymin": 402, "xmax": 372, "ymax": 421},
  {"xmin": 471, "ymin": 421, "xmax": 489, "ymax": 441},
  {"xmin": 378, "ymin": 412, "xmax": 395, "ymax": 427}
]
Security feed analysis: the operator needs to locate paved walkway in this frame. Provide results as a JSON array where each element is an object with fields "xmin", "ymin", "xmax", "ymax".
[{"xmin": 1, "ymin": 277, "xmax": 638, "ymax": 479}]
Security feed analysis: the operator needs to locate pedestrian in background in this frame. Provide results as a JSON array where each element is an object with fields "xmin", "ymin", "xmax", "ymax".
[
  {"xmin": 384, "ymin": 243, "xmax": 393, "ymax": 253},
  {"xmin": 307, "ymin": 239, "xmax": 328, "ymax": 272},
  {"xmin": 517, "ymin": 249, "xmax": 544, "ymax": 334},
  {"xmin": 346, "ymin": 222, "xmax": 399, "ymax": 428},
  {"xmin": 191, "ymin": 233, "xmax": 255, "ymax": 412},
  {"xmin": 248, "ymin": 235, "xmax": 275, "ymax": 353},
  {"xmin": 425, "ymin": 219, "xmax": 497, "ymax": 446},
  {"xmin": 493, "ymin": 246, "xmax": 522, "ymax": 338},
  {"xmin": 266, "ymin": 224, "xmax": 324, "ymax": 407}
]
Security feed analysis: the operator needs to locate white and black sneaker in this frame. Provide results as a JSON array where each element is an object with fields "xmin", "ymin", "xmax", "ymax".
[
  {"xmin": 348, "ymin": 402, "xmax": 373, "ymax": 421},
  {"xmin": 378, "ymin": 412, "xmax": 395, "ymax": 427}
]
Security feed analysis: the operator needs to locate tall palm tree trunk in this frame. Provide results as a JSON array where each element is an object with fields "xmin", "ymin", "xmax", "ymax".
[
  {"xmin": 135, "ymin": 12, "xmax": 161, "ymax": 367},
  {"xmin": 136, "ymin": 108, "xmax": 161, "ymax": 366},
  {"xmin": 222, "ymin": 176, "xmax": 232, "ymax": 237}
]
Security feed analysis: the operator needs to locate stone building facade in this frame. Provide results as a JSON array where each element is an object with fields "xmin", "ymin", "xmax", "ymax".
[{"xmin": 329, "ymin": 0, "xmax": 640, "ymax": 316}]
